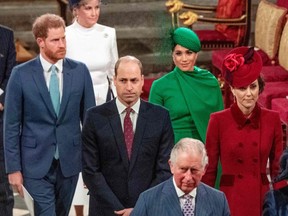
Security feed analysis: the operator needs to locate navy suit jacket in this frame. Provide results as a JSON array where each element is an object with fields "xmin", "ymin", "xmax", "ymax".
[
  {"xmin": 131, "ymin": 177, "xmax": 231, "ymax": 216},
  {"xmin": 0, "ymin": 25, "xmax": 16, "ymax": 104},
  {"xmin": 82, "ymin": 99, "xmax": 174, "ymax": 215},
  {"xmin": 4, "ymin": 56, "xmax": 95, "ymax": 178}
]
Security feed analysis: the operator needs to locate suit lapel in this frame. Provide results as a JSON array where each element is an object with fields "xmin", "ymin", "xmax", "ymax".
[
  {"xmin": 195, "ymin": 183, "xmax": 212, "ymax": 215},
  {"xmin": 129, "ymin": 100, "xmax": 147, "ymax": 172},
  {"xmin": 108, "ymin": 100, "xmax": 130, "ymax": 171},
  {"xmin": 162, "ymin": 178, "xmax": 183, "ymax": 215},
  {"xmin": 58, "ymin": 59, "xmax": 72, "ymax": 120},
  {"xmin": 32, "ymin": 57, "xmax": 56, "ymax": 117}
]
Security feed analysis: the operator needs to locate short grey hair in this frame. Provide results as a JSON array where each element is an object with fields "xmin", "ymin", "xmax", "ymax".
[{"xmin": 170, "ymin": 138, "xmax": 208, "ymax": 168}]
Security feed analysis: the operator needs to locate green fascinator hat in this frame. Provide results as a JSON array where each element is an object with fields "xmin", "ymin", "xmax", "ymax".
[{"xmin": 172, "ymin": 27, "xmax": 201, "ymax": 52}]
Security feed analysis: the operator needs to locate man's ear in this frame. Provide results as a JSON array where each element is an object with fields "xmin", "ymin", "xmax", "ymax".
[
  {"xmin": 113, "ymin": 75, "xmax": 116, "ymax": 85},
  {"xmin": 36, "ymin": 37, "xmax": 45, "ymax": 49},
  {"xmin": 202, "ymin": 164, "xmax": 208, "ymax": 175},
  {"xmin": 168, "ymin": 159, "xmax": 173, "ymax": 174}
]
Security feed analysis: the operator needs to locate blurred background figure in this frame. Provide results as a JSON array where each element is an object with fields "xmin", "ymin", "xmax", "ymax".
[
  {"xmin": 0, "ymin": 24, "xmax": 16, "ymax": 216},
  {"xmin": 66, "ymin": 0, "xmax": 118, "ymax": 215},
  {"xmin": 263, "ymin": 148, "xmax": 288, "ymax": 216},
  {"xmin": 202, "ymin": 46, "xmax": 283, "ymax": 216},
  {"xmin": 149, "ymin": 27, "xmax": 223, "ymax": 144}
]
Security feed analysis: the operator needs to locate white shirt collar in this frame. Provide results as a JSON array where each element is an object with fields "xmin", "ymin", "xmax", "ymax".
[
  {"xmin": 172, "ymin": 177, "xmax": 197, "ymax": 198},
  {"xmin": 116, "ymin": 98, "xmax": 140, "ymax": 114},
  {"xmin": 39, "ymin": 54, "xmax": 63, "ymax": 72}
]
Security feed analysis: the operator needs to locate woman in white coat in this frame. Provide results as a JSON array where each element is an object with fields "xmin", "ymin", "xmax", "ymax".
[{"xmin": 66, "ymin": 0, "xmax": 118, "ymax": 105}]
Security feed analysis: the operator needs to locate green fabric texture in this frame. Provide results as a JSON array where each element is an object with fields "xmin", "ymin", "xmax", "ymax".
[
  {"xmin": 149, "ymin": 66, "xmax": 223, "ymax": 143},
  {"xmin": 172, "ymin": 27, "xmax": 201, "ymax": 52}
]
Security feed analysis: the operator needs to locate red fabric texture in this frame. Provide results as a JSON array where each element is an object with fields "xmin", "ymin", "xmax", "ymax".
[
  {"xmin": 258, "ymin": 81, "xmax": 288, "ymax": 109},
  {"xmin": 256, "ymin": 49, "xmax": 279, "ymax": 66},
  {"xmin": 203, "ymin": 103, "xmax": 283, "ymax": 216},
  {"xmin": 277, "ymin": 0, "xmax": 288, "ymax": 9},
  {"xmin": 141, "ymin": 77, "xmax": 157, "ymax": 101},
  {"xmin": 261, "ymin": 66, "xmax": 288, "ymax": 82},
  {"xmin": 195, "ymin": 30, "xmax": 229, "ymax": 42},
  {"xmin": 272, "ymin": 98, "xmax": 288, "ymax": 123},
  {"xmin": 215, "ymin": 0, "xmax": 246, "ymax": 46},
  {"xmin": 212, "ymin": 49, "xmax": 231, "ymax": 71}
]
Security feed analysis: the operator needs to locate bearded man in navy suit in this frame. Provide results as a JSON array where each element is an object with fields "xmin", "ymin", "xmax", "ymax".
[
  {"xmin": 82, "ymin": 56, "xmax": 174, "ymax": 216},
  {"xmin": 131, "ymin": 138, "xmax": 230, "ymax": 216},
  {"xmin": 0, "ymin": 24, "xmax": 16, "ymax": 216},
  {"xmin": 4, "ymin": 14, "xmax": 95, "ymax": 216}
]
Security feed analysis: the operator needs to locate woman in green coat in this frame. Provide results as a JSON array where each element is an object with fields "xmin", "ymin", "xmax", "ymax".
[{"xmin": 149, "ymin": 27, "xmax": 223, "ymax": 144}]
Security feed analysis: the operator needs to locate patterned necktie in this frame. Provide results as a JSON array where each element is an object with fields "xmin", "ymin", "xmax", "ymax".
[
  {"xmin": 49, "ymin": 65, "xmax": 60, "ymax": 159},
  {"xmin": 124, "ymin": 107, "xmax": 134, "ymax": 159},
  {"xmin": 183, "ymin": 194, "xmax": 195, "ymax": 216},
  {"xmin": 49, "ymin": 65, "xmax": 60, "ymax": 116}
]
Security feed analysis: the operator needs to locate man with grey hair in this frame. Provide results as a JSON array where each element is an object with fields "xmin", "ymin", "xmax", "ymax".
[{"xmin": 131, "ymin": 138, "xmax": 230, "ymax": 216}]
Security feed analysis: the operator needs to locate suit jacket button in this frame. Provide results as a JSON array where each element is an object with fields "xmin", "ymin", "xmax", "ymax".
[
  {"xmin": 253, "ymin": 158, "xmax": 258, "ymax": 163},
  {"xmin": 238, "ymin": 174, "xmax": 243, "ymax": 179},
  {"xmin": 237, "ymin": 158, "xmax": 243, "ymax": 164}
]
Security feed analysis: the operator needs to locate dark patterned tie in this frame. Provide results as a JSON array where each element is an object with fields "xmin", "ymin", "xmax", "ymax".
[
  {"xmin": 182, "ymin": 194, "xmax": 194, "ymax": 216},
  {"xmin": 124, "ymin": 107, "xmax": 134, "ymax": 159}
]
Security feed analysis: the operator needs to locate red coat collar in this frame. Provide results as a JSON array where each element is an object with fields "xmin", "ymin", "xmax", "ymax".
[{"xmin": 230, "ymin": 103, "xmax": 261, "ymax": 129}]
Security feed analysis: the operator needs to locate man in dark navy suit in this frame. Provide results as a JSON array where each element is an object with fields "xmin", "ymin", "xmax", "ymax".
[
  {"xmin": 0, "ymin": 24, "xmax": 16, "ymax": 216},
  {"xmin": 82, "ymin": 56, "xmax": 174, "ymax": 216}
]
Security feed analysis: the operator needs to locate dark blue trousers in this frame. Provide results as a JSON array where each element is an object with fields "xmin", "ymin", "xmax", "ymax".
[
  {"xmin": 0, "ymin": 113, "xmax": 13, "ymax": 216},
  {"xmin": 24, "ymin": 159, "xmax": 78, "ymax": 216}
]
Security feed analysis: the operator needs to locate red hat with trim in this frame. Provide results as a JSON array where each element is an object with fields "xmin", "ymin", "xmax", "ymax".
[{"xmin": 222, "ymin": 46, "xmax": 262, "ymax": 88}]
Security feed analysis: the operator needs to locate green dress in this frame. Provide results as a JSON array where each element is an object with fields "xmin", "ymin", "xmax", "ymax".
[
  {"xmin": 149, "ymin": 66, "xmax": 224, "ymax": 143},
  {"xmin": 149, "ymin": 66, "xmax": 224, "ymax": 188}
]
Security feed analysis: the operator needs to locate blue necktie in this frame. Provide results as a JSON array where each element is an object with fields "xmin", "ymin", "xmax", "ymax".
[
  {"xmin": 49, "ymin": 65, "xmax": 60, "ymax": 116},
  {"xmin": 49, "ymin": 65, "xmax": 60, "ymax": 159}
]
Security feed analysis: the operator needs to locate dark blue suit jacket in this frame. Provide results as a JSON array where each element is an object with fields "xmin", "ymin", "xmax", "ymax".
[
  {"xmin": 82, "ymin": 99, "xmax": 174, "ymax": 215},
  {"xmin": 262, "ymin": 188, "xmax": 288, "ymax": 216},
  {"xmin": 4, "ymin": 56, "xmax": 95, "ymax": 178},
  {"xmin": 131, "ymin": 177, "xmax": 231, "ymax": 216},
  {"xmin": 0, "ymin": 25, "xmax": 16, "ymax": 104}
]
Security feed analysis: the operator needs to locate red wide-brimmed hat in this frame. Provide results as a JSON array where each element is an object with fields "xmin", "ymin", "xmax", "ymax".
[{"xmin": 222, "ymin": 46, "xmax": 262, "ymax": 88}]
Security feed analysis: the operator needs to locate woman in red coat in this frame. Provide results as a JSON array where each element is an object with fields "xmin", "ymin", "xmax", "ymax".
[{"xmin": 202, "ymin": 47, "xmax": 283, "ymax": 216}]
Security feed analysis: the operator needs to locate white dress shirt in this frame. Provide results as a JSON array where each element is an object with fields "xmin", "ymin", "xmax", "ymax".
[
  {"xmin": 40, "ymin": 54, "xmax": 63, "ymax": 101},
  {"xmin": 116, "ymin": 98, "xmax": 140, "ymax": 133},
  {"xmin": 172, "ymin": 177, "xmax": 197, "ymax": 211}
]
